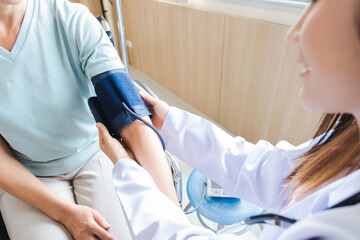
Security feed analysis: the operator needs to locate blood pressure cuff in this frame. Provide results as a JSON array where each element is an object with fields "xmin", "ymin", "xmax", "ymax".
[{"xmin": 88, "ymin": 69, "xmax": 152, "ymax": 138}]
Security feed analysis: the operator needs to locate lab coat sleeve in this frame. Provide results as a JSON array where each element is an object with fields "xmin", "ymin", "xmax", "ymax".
[
  {"xmin": 161, "ymin": 107, "xmax": 314, "ymax": 211},
  {"xmin": 278, "ymin": 204, "xmax": 360, "ymax": 240},
  {"xmin": 112, "ymin": 158, "xmax": 240, "ymax": 240}
]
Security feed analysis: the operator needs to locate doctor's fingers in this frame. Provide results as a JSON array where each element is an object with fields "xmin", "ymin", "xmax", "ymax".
[
  {"xmin": 96, "ymin": 122, "xmax": 112, "ymax": 144},
  {"xmin": 96, "ymin": 122, "xmax": 122, "ymax": 148},
  {"xmin": 133, "ymin": 82, "xmax": 170, "ymax": 130},
  {"xmin": 133, "ymin": 81, "xmax": 170, "ymax": 115},
  {"xmin": 137, "ymin": 89, "xmax": 156, "ymax": 108},
  {"xmin": 119, "ymin": 141, "xmax": 135, "ymax": 160},
  {"xmin": 96, "ymin": 123, "xmax": 134, "ymax": 164},
  {"xmin": 133, "ymin": 82, "xmax": 159, "ymax": 107}
]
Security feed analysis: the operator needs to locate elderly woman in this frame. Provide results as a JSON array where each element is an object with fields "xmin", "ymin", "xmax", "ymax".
[{"xmin": 0, "ymin": 0, "xmax": 178, "ymax": 239}]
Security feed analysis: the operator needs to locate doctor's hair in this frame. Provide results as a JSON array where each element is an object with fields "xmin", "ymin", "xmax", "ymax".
[{"xmin": 284, "ymin": 113, "xmax": 360, "ymax": 197}]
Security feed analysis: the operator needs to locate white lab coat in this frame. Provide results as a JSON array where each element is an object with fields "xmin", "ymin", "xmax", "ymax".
[{"xmin": 112, "ymin": 107, "xmax": 360, "ymax": 240}]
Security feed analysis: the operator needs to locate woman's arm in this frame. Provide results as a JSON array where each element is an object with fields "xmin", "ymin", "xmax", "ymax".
[
  {"xmin": 0, "ymin": 136, "xmax": 115, "ymax": 240},
  {"xmin": 59, "ymin": 2, "xmax": 179, "ymax": 206},
  {"xmin": 119, "ymin": 118, "xmax": 180, "ymax": 206}
]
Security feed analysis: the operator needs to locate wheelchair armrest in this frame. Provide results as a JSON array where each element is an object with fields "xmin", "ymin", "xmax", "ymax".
[{"xmin": 165, "ymin": 151, "xmax": 183, "ymax": 207}]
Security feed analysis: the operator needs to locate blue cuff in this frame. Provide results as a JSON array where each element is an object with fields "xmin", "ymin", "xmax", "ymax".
[{"xmin": 91, "ymin": 69, "xmax": 152, "ymax": 135}]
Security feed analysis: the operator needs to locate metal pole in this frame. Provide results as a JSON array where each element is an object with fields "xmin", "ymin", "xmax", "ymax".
[{"xmin": 114, "ymin": 0, "xmax": 129, "ymax": 73}]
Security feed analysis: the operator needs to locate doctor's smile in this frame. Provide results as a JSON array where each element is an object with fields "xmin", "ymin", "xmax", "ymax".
[{"xmin": 299, "ymin": 62, "xmax": 312, "ymax": 78}]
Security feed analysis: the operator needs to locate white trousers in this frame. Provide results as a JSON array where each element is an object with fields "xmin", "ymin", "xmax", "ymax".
[{"xmin": 0, "ymin": 151, "xmax": 133, "ymax": 240}]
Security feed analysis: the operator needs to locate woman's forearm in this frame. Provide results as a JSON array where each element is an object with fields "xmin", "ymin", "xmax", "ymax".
[
  {"xmin": 0, "ymin": 136, "xmax": 71, "ymax": 222},
  {"xmin": 120, "ymin": 119, "xmax": 180, "ymax": 206},
  {"xmin": 0, "ymin": 136, "xmax": 116, "ymax": 239}
]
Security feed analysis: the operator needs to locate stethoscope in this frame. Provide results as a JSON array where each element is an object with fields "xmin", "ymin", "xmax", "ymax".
[{"xmin": 217, "ymin": 191, "xmax": 360, "ymax": 235}]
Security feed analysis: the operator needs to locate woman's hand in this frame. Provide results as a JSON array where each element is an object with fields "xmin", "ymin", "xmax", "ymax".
[
  {"xmin": 96, "ymin": 122, "xmax": 134, "ymax": 165},
  {"xmin": 0, "ymin": 136, "xmax": 115, "ymax": 240},
  {"xmin": 60, "ymin": 203, "xmax": 115, "ymax": 240},
  {"xmin": 134, "ymin": 83, "xmax": 170, "ymax": 130}
]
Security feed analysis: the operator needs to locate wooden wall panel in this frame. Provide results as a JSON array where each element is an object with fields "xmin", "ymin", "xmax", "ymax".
[
  {"xmin": 152, "ymin": 2, "xmax": 224, "ymax": 121},
  {"xmin": 122, "ymin": 0, "xmax": 224, "ymax": 121},
  {"xmin": 104, "ymin": 0, "xmax": 321, "ymax": 145},
  {"xmin": 219, "ymin": 16, "xmax": 321, "ymax": 144},
  {"xmin": 122, "ymin": 0, "xmax": 159, "ymax": 80}
]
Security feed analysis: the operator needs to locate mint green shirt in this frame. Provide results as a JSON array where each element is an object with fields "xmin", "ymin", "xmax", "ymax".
[{"xmin": 0, "ymin": 0, "xmax": 123, "ymax": 176}]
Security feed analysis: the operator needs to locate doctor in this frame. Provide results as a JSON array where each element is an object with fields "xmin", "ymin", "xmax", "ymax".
[{"xmin": 97, "ymin": 0, "xmax": 360, "ymax": 239}]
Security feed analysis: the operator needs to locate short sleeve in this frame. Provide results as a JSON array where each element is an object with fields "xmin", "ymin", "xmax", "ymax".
[{"xmin": 55, "ymin": 0, "xmax": 124, "ymax": 78}]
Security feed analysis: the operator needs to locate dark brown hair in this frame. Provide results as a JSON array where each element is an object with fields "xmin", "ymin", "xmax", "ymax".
[
  {"xmin": 284, "ymin": 2, "xmax": 360, "ymax": 198},
  {"xmin": 284, "ymin": 114, "xmax": 360, "ymax": 197}
]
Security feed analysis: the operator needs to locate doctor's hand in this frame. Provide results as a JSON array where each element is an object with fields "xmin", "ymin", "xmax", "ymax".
[
  {"xmin": 96, "ymin": 123, "xmax": 135, "ymax": 165},
  {"xmin": 134, "ymin": 83, "xmax": 170, "ymax": 131}
]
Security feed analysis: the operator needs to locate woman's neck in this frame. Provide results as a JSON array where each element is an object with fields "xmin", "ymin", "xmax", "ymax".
[{"xmin": 0, "ymin": 1, "xmax": 27, "ymax": 51}]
